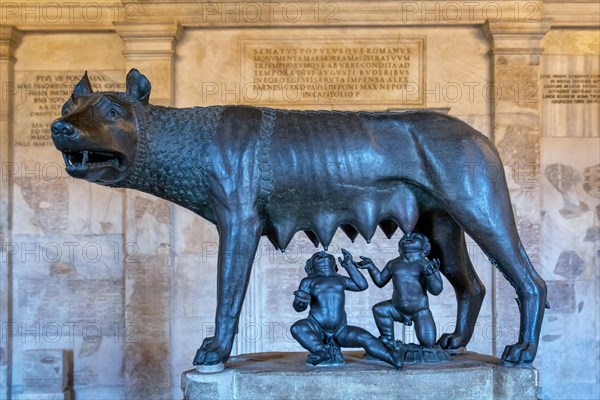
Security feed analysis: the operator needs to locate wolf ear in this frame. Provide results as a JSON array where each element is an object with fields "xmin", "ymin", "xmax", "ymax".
[
  {"xmin": 73, "ymin": 71, "xmax": 93, "ymax": 98},
  {"xmin": 126, "ymin": 69, "xmax": 151, "ymax": 104}
]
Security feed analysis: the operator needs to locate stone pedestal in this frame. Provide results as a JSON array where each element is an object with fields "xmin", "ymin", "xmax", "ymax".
[{"xmin": 181, "ymin": 352, "xmax": 538, "ymax": 400}]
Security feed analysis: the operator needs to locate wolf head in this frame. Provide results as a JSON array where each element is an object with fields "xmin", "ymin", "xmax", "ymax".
[{"xmin": 51, "ymin": 69, "xmax": 151, "ymax": 185}]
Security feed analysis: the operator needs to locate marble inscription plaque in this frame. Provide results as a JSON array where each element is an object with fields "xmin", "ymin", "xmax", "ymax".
[
  {"xmin": 241, "ymin": 38, "xmax": 425, "ymax": 106},
  {"xmin": 541, "ymin": 74, "xmax": 600, "ymax": 105},
  {"xmin": 541, "ymin": 55, "xmax": 600, "ymax": 137},
  {"xmin": 21, "ymin": 349, "xmax": 68, "ymax": 393}
]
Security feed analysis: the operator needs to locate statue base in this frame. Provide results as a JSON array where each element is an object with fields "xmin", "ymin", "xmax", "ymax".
[{"xmin": 181, "ymin": 351, "xmax": 539, "ymax": 400}]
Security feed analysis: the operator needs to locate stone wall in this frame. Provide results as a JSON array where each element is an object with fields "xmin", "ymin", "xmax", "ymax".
[{"xmin": 0, "ymin": 1, "xmax": 598, "ymax": 399}]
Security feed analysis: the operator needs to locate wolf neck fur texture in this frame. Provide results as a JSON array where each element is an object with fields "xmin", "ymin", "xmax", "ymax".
[{"xmin": 121, "ymin": 104, "xmax": 223, "ymax": 222}]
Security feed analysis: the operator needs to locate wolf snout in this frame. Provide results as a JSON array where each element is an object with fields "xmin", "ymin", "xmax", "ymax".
[{"xmin": 51, "ymin": 120, "xmax": 76, "ymax": 139}]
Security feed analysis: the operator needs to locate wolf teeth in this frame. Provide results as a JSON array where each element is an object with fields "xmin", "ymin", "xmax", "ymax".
[{"xmin": 62, "ymin": 150, "xmax": 122, "ymax": 170}]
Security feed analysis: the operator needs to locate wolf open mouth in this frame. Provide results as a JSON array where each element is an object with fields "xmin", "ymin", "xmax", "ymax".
[{"xmin": 62, "ymin": 150, "xmax": 126, "ymax": 171}]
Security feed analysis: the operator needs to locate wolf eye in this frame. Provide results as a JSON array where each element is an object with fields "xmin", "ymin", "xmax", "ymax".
[{"xmin": 106, "ymin": 108, "xmax": 120, "ymax": 120}]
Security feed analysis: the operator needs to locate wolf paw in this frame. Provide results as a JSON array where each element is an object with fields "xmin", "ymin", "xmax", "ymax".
[
  {"xmin": 193, "ymin": 337, "xmax": 230, "ymax": 366},
  {"xmin": 437, "ymin": 332, "xmax": 468, "ymax": 349},
  {"xmin": 501, "ymin": 342, "xmax": 537, "ymax": 365}
]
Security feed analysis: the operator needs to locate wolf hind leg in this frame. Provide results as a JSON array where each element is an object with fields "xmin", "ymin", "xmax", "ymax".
[
  {"xmin": 447, "ymin": 210, "xmax": 546, "ymax": 364},
  {"xmin": 416, "ymin": 212, "xmax": 485, "ymax": 350},
  {"xmin": 486, "ymin": 242, "xmax": 547, "ymax": 364}
]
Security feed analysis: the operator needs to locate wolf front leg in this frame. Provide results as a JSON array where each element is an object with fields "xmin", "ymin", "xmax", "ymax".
[{"xmin": 193, "ymin": 211, "xmax": 262, "ymax": 366}]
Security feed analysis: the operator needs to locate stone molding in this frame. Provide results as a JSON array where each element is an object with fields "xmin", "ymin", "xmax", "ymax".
[
  {"xmin": 0, "ymin": 1, "xmax": 135, "ymax": 31},
  {"xmin": 114, "ymin": 22, "xmax": 181, "ymax": 60},
  {"xmin": 544, "ymin": 1, "xmax": 600, "ymax": 28},
  {"xmin": 0, "ymin": 1, "xmax": 595, "ymax": 30},
  {"xmin": 482, "ymin": 20, "xmax": 551, "ymax": 65},
  {"xmin": 0, "ymin": 25, "xmax": 22, "ymax": 63}
]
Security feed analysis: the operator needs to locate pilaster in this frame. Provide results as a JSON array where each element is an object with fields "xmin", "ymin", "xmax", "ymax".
[
  {"xmin": 482, "ymin": 19, "xmax": 549, "ymax": 357},
  {"xmin": 115, "ymin": 22, "xmax": 181, "ymax": 400},
  {"xmin": 0, "ymin": 24, "xmax": 22, "ymax": 400}
]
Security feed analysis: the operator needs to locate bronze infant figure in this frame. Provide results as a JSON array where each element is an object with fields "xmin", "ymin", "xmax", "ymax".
[
  {"xmin": 291, "ymin": 250, "xmax": 403, "ymax": 369},
  {"xmin": 358, "ymin": 232, "xmax": 443, "ymax": 350}
]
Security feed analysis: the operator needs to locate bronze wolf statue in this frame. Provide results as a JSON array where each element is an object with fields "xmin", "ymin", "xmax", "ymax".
[{"xmin": 51, "ymin": 69, "xmax": 547, "ymax": 366}]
